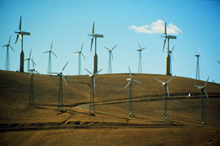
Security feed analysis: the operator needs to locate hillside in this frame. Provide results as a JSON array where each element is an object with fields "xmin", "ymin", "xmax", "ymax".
[{"xmin": 0, "ymin": 70, "xmax": 220, "ymax": 146}]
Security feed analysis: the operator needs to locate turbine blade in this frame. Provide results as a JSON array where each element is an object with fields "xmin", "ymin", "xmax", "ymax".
[
  {"xmin": 84, "ymin": 68, "xmax": 92, "ymax": 74},
  {"xmin": 217, "ymin": 60, "xmax": 220, "ymax": 64},
  {"xmin": 19, "ymin": 16, "xmax": 22, "ymax": 31},
  {"xmin": 104, "ymin": 47, "xmax": 111, "ymax": 51},
  {"xmin": 164, "ymin": 22, "xmax": 166, "ymax": 35},
  {"xmin": 172, "ymin": 52, "xmax": 174, "ymax": 61},
  {"xmin": 125, "ymin": 80, "xmax": 131, "ymax": 89},
  {"xmin": 90, "ymin": 38, "xmax": 94, "ymax": 51},
  {"xmin": 194, "ymin": 85, "xmax": 202, "ymax": 88},
  {"xmin": 204, "ymin": 89, "xmax": 209, "ymax": 101},
  {"xmin": 19, "ymin": 34, "xmax": 22, "ymax": 39},
  {"xmin": 112, "ymin": 45, "xmax": 117, "ymax": 51},
  {"xmin": 74, "ymin": 51, "xmax": 80, "ymax": 53},
  {"xmin": 134, "ymin": 79, "xmax": 142, "ymax": 84},
  {"xmin": 62, "ymin": 62, "xmax": 69, "ymax": 72},
  {"xmin": 172, "ymin": 45, "xmax": 175, "ymax": 51},
  {"xmin": 10, "ymin": 46, "xmax": 15, "ymax": 52},
  {"xmin": 204, "ymin": 77, "xmax": 209, "ymax": 87},
  {"xmin": 52, "ymin": 51, "xmax": 58, "ymax": 58},
  {"xmin": 154, "ymin": 78, "xmax": 164, "ymax": 84},
  {"xmin": 9, "ymin": 36, "xmax": 11, "ymax": 44},
  {"xmin": 128, "ymin": 66, "xmax": 132, "ymax": 77},
  {"xmin": 167, "ymin": 76, "xmax": 174, "ymax": 83},
  {"xmin": 162, "ymin": 39, "xmax": 166, "ymax": 52},
  {"xmin": 2, "ymin": 44, "xmax": 7, "ymax": 47},
  {"xmin": 62, "ymin": 75, "xmax": 68, "ymax": 85},
  {"xmin": 166, "ymin": 86, "xmax": 169, "ymax": 97},
  {"xmin": 51, "ymin": 41, "xmax": 53, "ymax": 50},
  {"xmin": 15, "ymin": 35, "xmax": 19, "ymax": 44},
  {"xmin": 138, "ymin": 43, "xmax": 141, "ymax": 50},
  {"xmin": 35, "ymin": 70, "xmax": 40, "ymax": 74},
  {"xmin": 29, "ymin": 49, "xmax": 32, "ymax": 57},
  {"xmin": 81, "ymin": 43, "xmax": 84, "ymax": 51},
  {"xmin": 142, "ymin": 47, "xmax": 146, "ymax": 51},
  {"xmin": 29, "ymin": 73, "xmax": 32, "ymax": 78},
  {"xmin": 94, "ymin": 69, "xmax": 103, "ymax": 75},
  {"xmin": 92, "ymin": 22, "xmax": 95, "ymax": 35},
  {"xmin": 82, "ymin": 53, "xmax": 86, "ymax": 60},
  {"xmin": 43, "ymin": 51, "xmax": 49, "ymax": 54}
]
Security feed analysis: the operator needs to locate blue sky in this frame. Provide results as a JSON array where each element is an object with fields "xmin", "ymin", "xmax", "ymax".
[{"xmin": 0, "ymin": 0, "xmax": 220, "ymax": 83}]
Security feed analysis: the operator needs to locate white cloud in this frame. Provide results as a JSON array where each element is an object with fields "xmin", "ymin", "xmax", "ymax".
[{"xmin": 129, "ymin": 20, "xmax": 182, "ymax": 35}]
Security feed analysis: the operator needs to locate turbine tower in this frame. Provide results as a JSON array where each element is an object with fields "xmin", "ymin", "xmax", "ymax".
[
  {"xmin": 104, "ymin": 45, "xmax": 117, "ymax": 74},
  {"xmin": 43, "ymin": 41, "xmax": 58, "ymax": 75},
  {"xmin": 169, "ymin": 45, "xmax": 175, "ymax": 75},
  {"xmin": 15, "ymin": 16, "xmax": 31, "ymax": 72},
  {"xmin": 84, "ymin": 68, "xmax": 103, "ymax": 112},
  {"xmin": 74, "ymin": 43, "xmax": 86, "ymax": 75},
  {"xmin": 137, "ymin": 43, "xmax": 146, "ymax": 73},
  {"xmin": 28, "ymin": 58, "xmax": 39, "ymax": 106},
  {"xmin": 51, "ymin": 62, "xmax": 69, "ymax": 111},
  {"xmin": 154, "ymin": 76, "xmax": 174, "ymax": 120},
  {"xmin": 194, "ymin": 77, "xmax": 209, "ymax": 125},
  {"xmin": 195, "ymin": 49, "xmax": 201, "ymax": 80},
  {"xmin": 25, "ymin": 49, "xmax": 36, "ymax": 72},
  {"xmin": 2, "ymin": 36, "xmax": 15, "ymax": 71},
  {"xmin": 88, "ymin": 22, "xmax": 104, "ymax": 74},
  {"xmin": 125, "ymin": 66, "xmax": 142, "ymax": 117},
  {"xmin": 161, "ymin": 22, "xmax": 176, "ymax": 75}
]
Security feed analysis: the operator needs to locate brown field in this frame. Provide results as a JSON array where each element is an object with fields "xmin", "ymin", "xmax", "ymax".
[{"xmin": 0, "ymin": 70, "xmax": 220, "ymax": 146}]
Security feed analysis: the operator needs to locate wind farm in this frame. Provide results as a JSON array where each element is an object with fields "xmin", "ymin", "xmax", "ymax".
[{"xmin": 0, "ymin": 1, "xmax": 220, "ymax": 146}]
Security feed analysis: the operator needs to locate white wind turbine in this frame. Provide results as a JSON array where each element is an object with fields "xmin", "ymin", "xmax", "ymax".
[
  {"xmin": 125, "ymin": 66, "xmax": 142, "ymax": 117},
  {"xmin": 161, "ymin": 22, "xmax": 177, "ymax": 75},
  {"xmin": 28, "ymin": 57, "xmax": 40, "ymax": 106},
  {"xmin": 137, "ymin": 43, "xmax": 146, "ymax": 73},
  {"xmin": 25, "ymin": 49, "xmax": 36, "ymax": 72},
  {"xmin": 104, "ymin": 45, "xmax": 117, "ymax": 74},
  {"xmin": 74, "ymin": 43, "xmax": 86, "ymax": 75},
  {"xmin": 43, "ymin": 41, "xmax": 58, "ymax": 75},
  {"xmin": 2, "ymin": 36, "xmax": 15, "ymax": 71},
  {"xmin": 154, "ymin": 76, "xmax": 174, "ymax": 120},
  {"xmin": 194, "ymin": 77, "xmax": 210, "ymax": 125},
  {"xmin": 84, "ymin": 68, "xmax": 103, "ymax": 112},
  {"xmin": 50, "ymin": 62, "xmax": 69, "ymax": 111},
  {"xmin": 15, "ymin": 16, "xmax": 31, "ymax": 72},
  {"xmin": 88, "ymin": 22, "xmax": 104, "ymax": 74}
]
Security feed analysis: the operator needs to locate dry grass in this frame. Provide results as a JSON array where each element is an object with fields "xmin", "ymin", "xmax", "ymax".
[{"xmin": 0, "ymin": 70, "xmax": 220, "ymax": 146}]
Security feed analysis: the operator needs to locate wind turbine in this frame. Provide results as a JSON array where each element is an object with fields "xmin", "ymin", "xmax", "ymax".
[
  {"xmin": 168, "ymin": 45, "xmax": 175, "ymax": 75},
  {"xmin": 84, "ymin": 68, "xmax": 103, "ymax": 112},
  {"xmin": 154, "ymin": 76, "xmax": 174, "ymax": 120},
  {"xmin": 50, "ymin": 62, "xmax": 69, "ymax": 111},
  {"xmin": 125, "ymin": 66, "xmax": 142, "ymax": 117},
  {"xmin": 161, "ymin": 22, "xmax": 176, "ymax": 75},
  {"xmin": 15, "ymin": 15, "xmax": 31, "ymax": 72},
  {"xmin": 28, "ymin": 57, "xmax": 40, "ymax": 106},
  {"xmin": 43, "ymin": 41, "xmax": 58, "ymax": 75},
  {"xmin": 74, "ymin": 43, "xmax": 86, "ymax": 75},
  {"xmin": 25, "ymin": 49, "xmax": 36, "ymax": 72},
  {"xmin": 195, "ymin": 49, "xmax": 201, "ymax": 80},
  {"xmin": 137, "ymin": 43, "xmax": 146, "ymax": 73},
  {"xmin": 88, "ymin": 22, "xmax": 104, "ymax": 74},
  {"xmin": 194, "ymin": 77, "xmax": 209, "ymax": 125},
  {"xmin": 104, "ymin": 45, "xmax": 117, "ymax": 74},
  {"xmin": 2, "ymin": 36, "xmax": 15, "ymax": 71}
]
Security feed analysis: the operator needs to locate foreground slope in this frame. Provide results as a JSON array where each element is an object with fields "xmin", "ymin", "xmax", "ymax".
[{"xmin": 0, "ymin": 70, "xmax": 220, "ymax": 146}]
